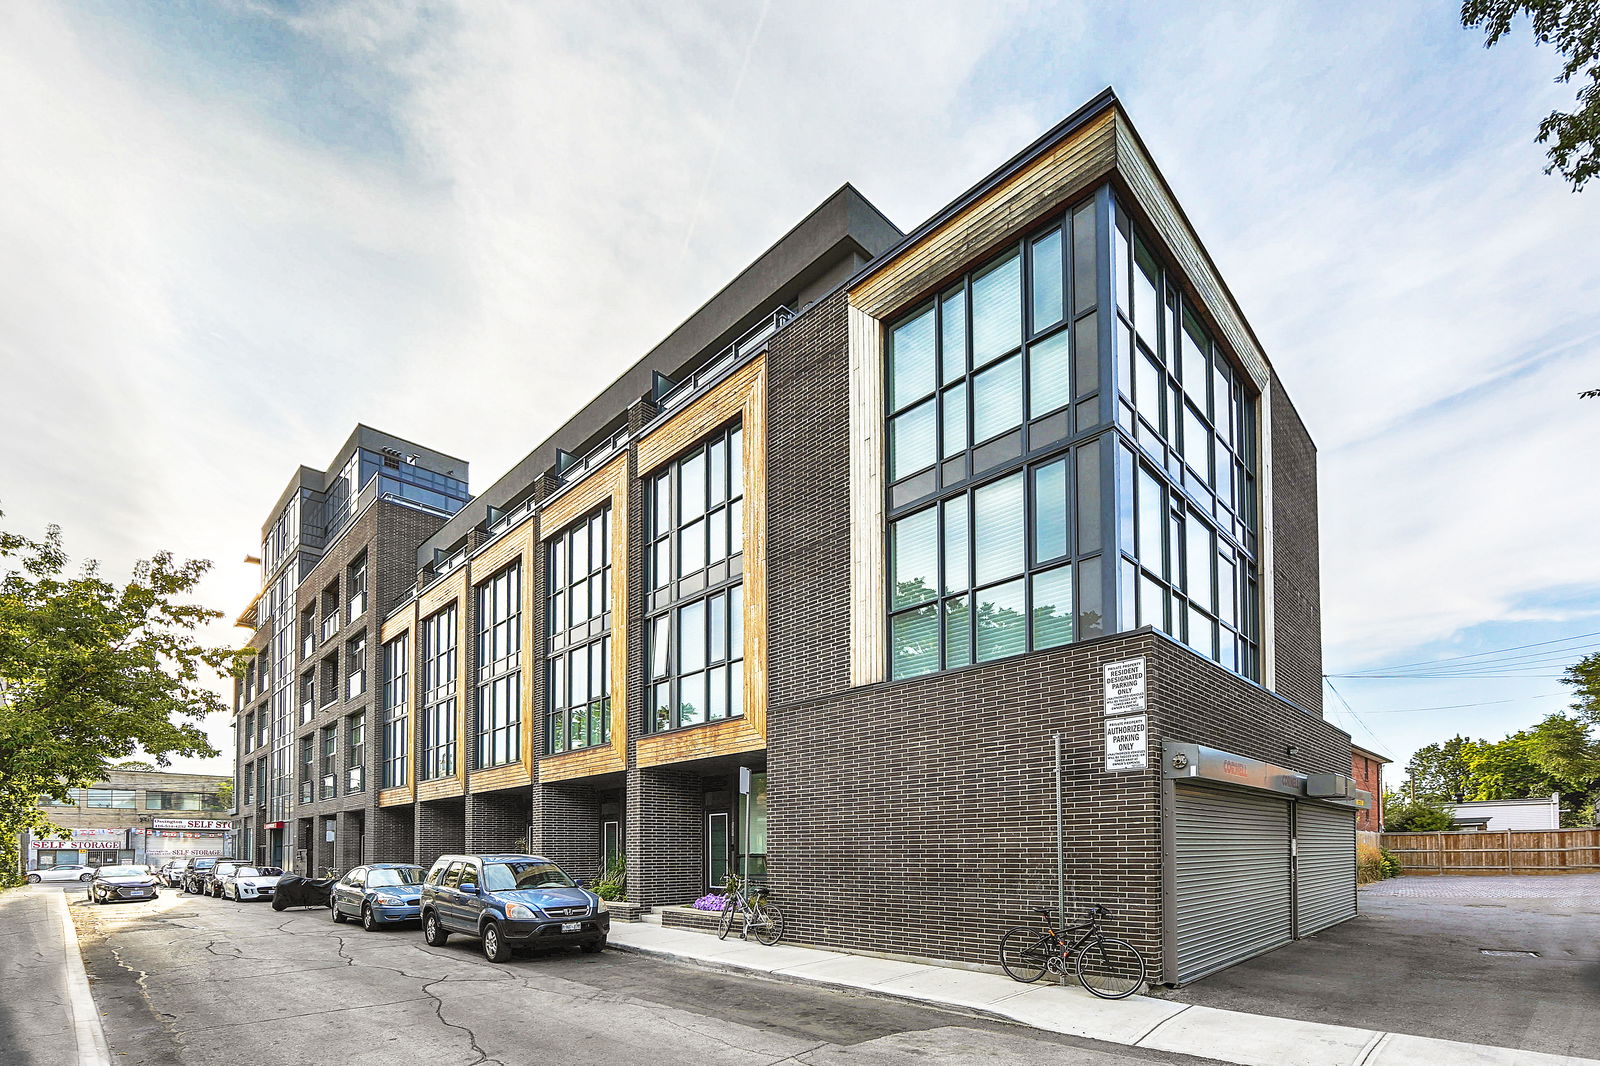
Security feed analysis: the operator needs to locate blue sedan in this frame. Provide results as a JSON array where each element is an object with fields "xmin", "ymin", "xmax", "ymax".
[{"xmin": 329, "ymin": 863, "xmax": 426, "ymax": 931}]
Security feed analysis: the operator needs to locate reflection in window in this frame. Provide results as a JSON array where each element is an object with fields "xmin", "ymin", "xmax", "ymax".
[
  {"xmin": 419, "ymin": 606, "xmax": 457, "ymax": 780},
  {"xmin": 547, "ymin": 507, "xmax": 611, "ymax": 754}
]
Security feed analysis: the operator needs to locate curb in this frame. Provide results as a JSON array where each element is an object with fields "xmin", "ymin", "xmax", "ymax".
[{"xmin": 55, "ymin": 890, "xmax": 111, "ymax": 1066}]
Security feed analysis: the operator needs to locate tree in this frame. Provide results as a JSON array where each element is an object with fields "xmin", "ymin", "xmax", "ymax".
[
  {"xmin": 0, "ymin": 515, "xmax": 247, "ymax": 886},
  {"xmin": 1383, "ymin": 791, "xmax": 1455, "ymax": 832},
  {"xmin": 1463, "ymin": 1, "xmax": 1600, "ymax": 190},
  {"xmin": 215, "ymin": 779, "xmax": 234, "ymax": 809},
  {"xmin": 1564, "ymin": 651, "xmax": 1600, "ymax": 723},
  {"xmin": 1404, "ymin": 735, "xmax": 1482, "ymax": 802},
  {"xmin": 110, "ymin": 759, "xmax": 156, "ymax": 771}
]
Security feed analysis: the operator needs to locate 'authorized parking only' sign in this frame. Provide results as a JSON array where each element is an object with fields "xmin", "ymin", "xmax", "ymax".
[{"xmin": 1104, "ymin": 715, "xmax": 1149, "ymax": 771}]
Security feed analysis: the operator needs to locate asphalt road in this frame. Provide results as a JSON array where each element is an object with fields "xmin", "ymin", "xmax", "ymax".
[
  {"xmin": 0, "ymin": 883, "xmax": 1232, "ymax": 1066},
  {"xmin": 1169, "ymin": 874, "xmax": 1600, "ymax": 1059}
]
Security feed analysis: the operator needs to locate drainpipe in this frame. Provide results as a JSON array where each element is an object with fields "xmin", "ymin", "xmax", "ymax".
[{"xmin": 1055, "ymin": 733, "xmax": 1065, "ymax": 923}]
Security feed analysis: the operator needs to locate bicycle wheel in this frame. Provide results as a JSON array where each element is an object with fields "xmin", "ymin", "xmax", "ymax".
[
  {"xmin": 998, "ymin": 928, "xmax": 1050, "ymax": 983},
  {"xmin": 749, "ymin": 903, "xmax": 784, "ymax": 946},
  {"xmin": 1073, "ymin": 936, "xmax": 1147, "ymax": 999},
  {"xmin": 717, "ymin": 897, "xmax": 737, "ymax": 940}
]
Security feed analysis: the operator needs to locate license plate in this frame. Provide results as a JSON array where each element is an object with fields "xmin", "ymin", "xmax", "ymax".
[{"xmin": 561, "ymin": 922, "xmax": 581, "ymax": 933}]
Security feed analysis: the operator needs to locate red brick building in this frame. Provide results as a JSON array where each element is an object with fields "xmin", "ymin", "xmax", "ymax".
[{"xmin": 1351, "ymin": 744, "xmax": 1390, "ymax": 832}]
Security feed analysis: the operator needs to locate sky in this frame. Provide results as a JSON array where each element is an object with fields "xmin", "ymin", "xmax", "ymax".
[{"xmin": 1, "ymin": 1, "xmax": 1597, "ymax": 783}]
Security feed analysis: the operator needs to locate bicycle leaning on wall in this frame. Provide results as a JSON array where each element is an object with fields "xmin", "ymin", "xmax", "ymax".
[
  {"xmin": 717, "ymin": 872, "xmax": 785, "ymax": 946},
  {"xmin": 997, "ymin": 903, "xmax": 1147, "ymax": 999}
]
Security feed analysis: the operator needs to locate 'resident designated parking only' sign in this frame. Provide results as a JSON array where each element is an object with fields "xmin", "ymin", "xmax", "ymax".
[
  {"xmin": 1102, "ymin": 657, "xmax": 1146, "ymax": 716},
  {"xmin": 1104, "ymin": 714, "xmax": 1149, "ymax": 771}
]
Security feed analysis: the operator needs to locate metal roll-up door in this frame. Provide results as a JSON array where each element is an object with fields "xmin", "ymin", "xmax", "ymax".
[
  {"xmin": 1173, "ymin": 785, "xmax": 1292, "ymax": 983},
  {"xmin": 1294, "ymin": 802, "xmax": 1357, "ymax": 937}
]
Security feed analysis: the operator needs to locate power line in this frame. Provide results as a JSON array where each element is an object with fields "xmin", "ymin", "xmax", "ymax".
[
  {"xmin": 1339, "ymin": 643, "xmax": 1600, "ymax": 676},
  {"xmin": 1322, "ymin": 679, "xmax": 1393, "ymax": 757},
  {"xmin": 1334, "ymin": 629, "xmax": 1600, "ymax": 675},
  {"xmin": 1328, "ymin": 672, "xmax": 1567, "ymax": 679},
  {"xmin": 1351, "ymin": 693, "xmax": 1566, "ymax": 714}
]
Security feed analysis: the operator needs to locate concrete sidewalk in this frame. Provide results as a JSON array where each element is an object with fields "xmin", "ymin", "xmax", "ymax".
[
  {"xmin": 0, "ymin": 887, "xmax": 110, "ymax": 1066},
  {"xmin": 607, "ymin": 922, "xmax": 1597, "ymax": 1066}
]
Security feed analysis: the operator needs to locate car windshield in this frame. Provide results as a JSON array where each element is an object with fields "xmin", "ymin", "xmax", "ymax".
[
  {"xmin": 237, "ymin": 867, "xmax": 280, "ymax": 877},
  {"xmin": 368, "ymin": 868, "xmax": 423, "ymax": 888},
  {"xmin": 482, "ymin": 861, "xmax": 574, "ymax": 892},
  {"xmin": 97, "ymin": 866, "xmax": 147, "ymax": 878}
]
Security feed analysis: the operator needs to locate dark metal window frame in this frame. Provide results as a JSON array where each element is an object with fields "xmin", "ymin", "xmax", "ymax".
[
  {"xmin": 419, "ymin": 604, "xmax": 458, "ymax": 780},
  {"xmin": 346, "ymin": 710, "xmax": 366, "ymax": 794},
  {"xmin": 545, "ymin": 507, "xmax": 612, "ymax": 755},
  {"xmin": 643, "ymin": 421, "xmax": 747, "ymax": 736},
  {"xmin": 474, "ymin": 562, "xmax": 523, "ymax": 768},
  {"xmin": 883, "ymin": 191, "xmax": 1106, "ymax": 678},
  {"xmin": 319, "ymin": 723, "xmax": 338, "ymax": 800},
  {"xmin": 380, "ymin": 634, "xmax": 409, "ymax": 788}
]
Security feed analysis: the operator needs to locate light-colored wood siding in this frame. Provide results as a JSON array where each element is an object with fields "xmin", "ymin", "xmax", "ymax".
[
  {"xmin": 538, "ymin": 454, "xmax": 630, "ymax": 783},
  {"xmin": 847, "ymin": 303, "xmax": 886, "ymax": 688},
  {"xmin": 635, "ymin": 356, "xmax": 768, "ymax": 769}
]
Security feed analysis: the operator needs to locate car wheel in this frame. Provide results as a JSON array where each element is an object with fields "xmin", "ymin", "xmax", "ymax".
[
  {"xmin": 25, "ymin": 874, "xmax": 39, "ymax": 885},
  {"xmin": 80, "ymin": 873, "xmax": 93, "ymax": 882},
  {"xmin": 582, "ymin": 937, "xmax": 606, "ymax": 955},
  {"xmin": 423, "ymin": 911, "xmax": 448, "ymax": 946},
  {"xmin": 331, "ymin": 900, "xmax": 348, "ymax": 923},
  {"xmin": 362, "ymin": 905, "xmax": 379, "ymax": 932},
  {"xmin": 481, "ymin": 921, "xmax": 512, "ymax": 963}
]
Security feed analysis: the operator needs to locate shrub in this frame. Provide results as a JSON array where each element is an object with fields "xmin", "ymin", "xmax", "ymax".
[
  {"xmin": 590, "ymin": 854, "xmax": 626, "ymax": 901},
  {"xmin": 1356, "ymin": 842, "xmax": 1385, "ymax": 884},
  {"xmin": 1379, "ymin": 847, "xmax": 1402, "ymax": 879},
  {"xmin": 1383, "ymin": 796, "xmax": 1454, "ymax": 832}
]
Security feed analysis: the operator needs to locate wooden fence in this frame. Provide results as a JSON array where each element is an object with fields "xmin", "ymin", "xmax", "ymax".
[{"xmin": 1380, "ymin": 828, "xmax": 1600, "ymax": 875}]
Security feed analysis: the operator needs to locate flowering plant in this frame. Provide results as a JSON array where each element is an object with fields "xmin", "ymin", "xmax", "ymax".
[{"xmin": 691, "ymin": 893, "xmax": 728, "ymax": 911}]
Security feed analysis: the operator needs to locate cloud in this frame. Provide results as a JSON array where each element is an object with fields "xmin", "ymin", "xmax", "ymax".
[{"xmin": 1, "ymin": 0, "xmax": 1596, "ymax": 778}]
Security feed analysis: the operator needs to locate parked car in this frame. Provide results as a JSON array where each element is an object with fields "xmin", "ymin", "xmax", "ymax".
[
  {"xmin": 419, "ymin": 853, "xmax": 609, "ymax": 962},
  {"xmin": 219, "ymin": 865, "xmax": 284, "ymax": 901},
  {"xmin": 199, "ymin": 860, "xmax": 248, "ymax": 897},
  {"xmin": 156, "ymin": 861, "xmax": 188, "ymax": 887},
  {"xmin": 330, "ymin": 863, "xmax": 426, "ymax": 931},
  {"xmin": 25, "ymin": 864, "xmax": 95, "ymax": 884},
  {"xmin": 179, "ymin": 856, "xmax": 221, "ymax": 894},
  {"xmin": 86, "ymin": 865, "xmax": 161, "ymax": 904}
]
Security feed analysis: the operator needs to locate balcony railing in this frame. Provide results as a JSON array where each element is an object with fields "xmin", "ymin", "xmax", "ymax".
[
  {"xmin": 320, "ymin": 613, "xmax": 340, "ymax": 642},
  {"xmin": 655, "ymin": 305, "xmax": 795, "ymax": 416},
  {"xmin": 348, "ymin": 591, "xmax": 366, "ymax": 620},
  {"xmin": 557, "ymin": 426, "xmax": 630, "ymax": 487},
  {"xmin": 347, "ymin": 671, "xmax": 366, "ymax": 700},
  {"xmin": 346, "ymin": 766, "xmax": 365, "ymax": 794}
]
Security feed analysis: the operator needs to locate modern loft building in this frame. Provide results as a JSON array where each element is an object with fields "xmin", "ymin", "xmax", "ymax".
[
  {"xmin": 234, "ymin": 427, "xmax": 471, "ymax": 872},
  {"xmin": 233, "ymin": 89, "xmax": 1366, "ymax": 985}
]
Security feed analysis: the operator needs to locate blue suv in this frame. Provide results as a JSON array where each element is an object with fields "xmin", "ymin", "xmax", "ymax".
[
  {"xmin": 329, "ymin": 863, "xmax": 426, "ymax": 930},
  {"xmin": 419, "ymin": 853, "xmax": 609, "ymax": 962}
]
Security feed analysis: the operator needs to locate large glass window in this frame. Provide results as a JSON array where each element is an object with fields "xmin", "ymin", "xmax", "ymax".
[
  {"xmin": 547, "ymin": 509, "xmax": 610, "ymax": 754},
  {"xmin": 645, "ymin": 424, "xmax": 746, "ymax": 734},
  {"xmin": 380, "ymin": 635, "xmax": 409, "ymax": 788},
  {"xmin": 84, "ymin": 789, "xmax": 135, "ymax": 809},
  {"xmin": 319, "ymin": 724, "xmax": 338, "ymax": 799},
  {"xmin": 346, "ymin": 711, "xmax": 366, "ymax": 794},
  {"xmin": 884, "ymin": 198, "xmax": 1101, "ymax": 515},
  {"xmin": 1110, "ymin": 198, "xmax": 1260, "ymax": 677},
  {"xmin": 475, "ymin": 563, "xmax": 522, "ymax": 768},
  {"xmin": 419, "ymin": 605, "xmax": 457, "ymax": 779}
]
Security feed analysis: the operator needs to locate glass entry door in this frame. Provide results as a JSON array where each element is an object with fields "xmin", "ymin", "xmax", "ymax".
[{"xmin": 706, "ymin": 812, "xmax": 729, "ymax": 891}]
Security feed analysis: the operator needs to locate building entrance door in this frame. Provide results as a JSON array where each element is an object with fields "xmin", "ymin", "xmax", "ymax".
[{"xmin": 706, "ymin": 812, "xmax": 729, "ymax": 891}]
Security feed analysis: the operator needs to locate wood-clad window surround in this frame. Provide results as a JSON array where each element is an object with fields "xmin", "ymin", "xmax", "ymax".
[{"xmin": 634, "ymin": 355, "xmax": 768, "ymax": 769}]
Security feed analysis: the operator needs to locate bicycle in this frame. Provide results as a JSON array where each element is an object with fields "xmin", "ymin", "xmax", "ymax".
[
  {"xmin": 997, "ymin": 904, "xmax": 1147, "ymax": 999},
  {"xmin": 716, "ymin": 872, "xmax": 785, "ymax": 946}
]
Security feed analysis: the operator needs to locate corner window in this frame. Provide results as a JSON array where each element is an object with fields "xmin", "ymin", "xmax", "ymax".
[
  {"xmin": 419, "ymin": 606, "xmax": 457, "ymax": 779},
  {"xmin": 380, "ymin": 635, "xmax": 409, "ymax": 788}
]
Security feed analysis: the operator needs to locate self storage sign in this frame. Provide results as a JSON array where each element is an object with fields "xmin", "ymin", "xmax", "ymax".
[
  {"xmin": 1102, "ymin": 657, "xmax": 1146, "ymax": 716},
  {"xmin": 1104, "ymin": 714, "xmax": 1149, "ymax": 771}
]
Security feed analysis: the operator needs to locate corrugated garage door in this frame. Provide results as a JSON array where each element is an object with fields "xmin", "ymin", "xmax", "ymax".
[
  {"xmin": 1294, "ymin": 802, "xmax": 1357, "ymax": 936},
  {"xmin": 1173, "ymin": 785, "xmax": 1293, "ymax": 983}
]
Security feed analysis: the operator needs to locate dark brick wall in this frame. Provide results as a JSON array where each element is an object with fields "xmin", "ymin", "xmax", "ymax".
[
  {"xmin": 371, "ymin": 806, "xmax": 413, "ymax": 864},
  {"xmin": 531, "ymin": 782, "xmax": 603, "ymax": 878},
  {"xmin": 626, "ymin": 767, "xmax": 703, "ymax": 906},
  {"xmin": 465, "ymin": 789, "xmax": 526, "ymax": 853},
  {"xmin": 415, "ymin": 798, "xmax": 465, "ymax": 870},
  {"xmin": 1268, "ymin": 374, "xmax": 1322, "ymax": 714},
  {"xmin": 766, "ymin": 291, "xmax": 853, "ymax": 708},
  {"xmin": 766, "ymin": 629, "xmax": 1351, "ymax": 975}
]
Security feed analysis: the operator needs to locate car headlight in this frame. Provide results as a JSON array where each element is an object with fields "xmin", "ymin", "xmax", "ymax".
[
  {"xmin": 504, "ymin": 902, "xmax": 540, "ymax": 920},
  {"xmin": 594, "ymin": 897, "xmax": 608, "ymax": 914},
  {"xmin": 373, "ymin": 894, "xmax": 403, "ymax": 906}
]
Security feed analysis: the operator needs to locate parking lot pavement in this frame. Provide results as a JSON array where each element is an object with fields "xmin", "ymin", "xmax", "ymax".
[
  {"xmin": 1166, "ymin": 874, "xmax": 1600, "ymax": 1060},
  {"xmin": 51, "ymin": 886, "xmax": 1229, "ymax": 1066}
]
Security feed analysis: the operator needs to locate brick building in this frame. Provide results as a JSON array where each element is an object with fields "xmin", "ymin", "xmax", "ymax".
[
  {"xmin": 233, "ymin": 89, "xmax": 1366, "ymax": 985},
  {"xmin": 1351, "ymin": 744, "xmax": 1389, "ymax": 832},
  {"xmin": 26, "ymin": 769, "xmax": 232, "ymax": 870}
]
